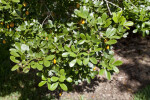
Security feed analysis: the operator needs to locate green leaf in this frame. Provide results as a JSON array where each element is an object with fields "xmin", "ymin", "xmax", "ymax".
[
  {"xmin": 66, "ymin": 77, "xmax": 72, "ymax": 83},
  {"xmin": 88, "ymin": 62, "xmax": 94, "ymax": 68},
  {"xmin": 105, "ymin": 40, "xmax": 117, "ymax": 44},
  {"xmin": 47, "ymin": 78, "xmax": 51, "ymax": 83},
  {"xmin": 38, "ymin": 81, "xmax": 47, "ymax": 87},
  {"xmin": 105, "ymin": 71, "xmax": 111, "ymax": 80},
  {"xmin": 47, "ymin": 83, "xmax": 51, "ymax": 90},
  {"xmin": 94, "ymin": 48, "xmax": 102, "ymax": 52},
  {"xmin": 112, "ymin": 13, "xmax": 118, "ymax": 23},
  {"xmin": 11, "ymin": 10, "xmax": 20, "ymax": 17},
  {"xmin": 49, "ymin": 82, "xmax": 58, "ymax": 91},
  {"xmin": 11, "ymin": 64, "xmax": 19, "ymax": 71},
  {"xmin": 83, "ymin": 58, "xmax": 89, "ymax": 66},
  {"xmin": 78, "ymin": 40, "xmax": 85, "ymax": 45},
  {"xmin": 10, "ymin": 51, "xmax": 20, "ymax": 57},
  {"xmin": 37, "ymin": 64, "xmax": 43, "ymax": 71},
  {"xmin": 99, "ymin": 69, "xmax": 105, "ymax": 75},
  {"xmin": 10, "ymin": 56, "xmax": 20, "ymax": 63},
  {"xmin": 106, "ymin": 28, "xmax": 116, "ymax": 37},
  {"xmin": 47, "ymin": 20, "xmax": 53, "ymax": 28},
  {"xmin": 59, "ymin": 76, "xmax": 66, "ymax": 82},
  {"xmin": 123, "ymin": 21, "xmax": 134, "ymax": 26},
  {"xmin": 64, "ymin": 45, "xmax": 71, "ymax": 52},
  {"xmin": 77, "ymin": 59, "xmax": 82, "ymax": 65},
  {"xmin": 15, "ymin": 42, "xmax": 21, "ymax": 50},
  {"xmin": 109, "ymin": 57, "xmax": 115, "ymax": 64},
  {"xmin": 80, "ymin": 33, "xmax": 86, "ymax": 39},
  {"xmin": 62, "ymin": 52, "xmax": 69, "ymax": 57},
  {"xmin": 101, "ymin": 61, "xmax": 107, "ymax": 68},
  {"xmin": 44, "ymin": 60, "xmax": 50, "ymax": 67},
  {"xmin": 45, "ymin": 55, "xmax": 55, "ymax": 60},
  {"xmin": 51, "ymin": 76, "xmax": 59, "ymax": 82},
  {"xmin": 21, "ymin": 44, "xmax": 29, "ymax": 51},
  {"xmin": 133, "ymin": 29, "xmax": 138, "ymax": 33},
  {"xmin": 59, "ymin": 83, "xmax": 68, "ymax": 91},
  {"xmin": 71, "ymin": 45, "xmax": 76, "ymax": 51},
  {"xmin": 97, "ymin": 17, "xmax": 103, "ymax": 25},
  {"xmin": 60, "ymin": 69, "xmax": 65, "ymax": 75},
  {"xmin": 23, "ymin": 67, "xmax": 30, "ymax": 73},
  {"xmin": 12, "ymin": 0, "xmax": 20, "ymax": 3},
  {"xmin": 0, "ymin": 0, "xmax": 7, "ymax": 4},
  {"xmin": 113, "ymin": 60, "xmax": 123, "ymax": 66},
  {"xmin": 69, "ymin": 52, "xmax": 77, "ymax": 57},
  {"xmin": 90, "ymin": 57, "xmax": 97, "ymax": 64},
  {"xmin": 113, "ymin": 66, "xmax": 119, "ymax": 73},
  {"xmin": 69, "ymin": 59, "xmax": 76, "ymax": 67},
  {"xmin": 42, "ymin": 75, "xmax": 47, "ymax": 81},
  {"xmin": 102, "ymin": 13, "xmax": 107, "ymax": 21},
  {"xmin": 86, "ymin": 76, "xmax": 91, "ymax": 84},
  {"xmin": 31, "ymin": 61, "xmax": 37, "ymax": 69}
]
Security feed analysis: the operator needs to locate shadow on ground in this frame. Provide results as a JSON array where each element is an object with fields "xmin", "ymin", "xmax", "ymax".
[{"xmin": 113, "ymin": 35, "xmax": 150, "ymax": 95}]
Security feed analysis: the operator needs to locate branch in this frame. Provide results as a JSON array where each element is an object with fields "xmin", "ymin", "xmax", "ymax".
[
  {"xmin": 41, "ymin": 15, "xmax": 50, "ymax": 27},
  {"xmin": 104, "ymin": 0, "xmax": 112, "ymax": 15},
  {"xmin": 45, "ymin": 5, "xmax": 54, "ymax": 20},
  {"xmin": 107, "ymin": 0, "xmax": 122, "ymax": 10},
  {"xmin": 128, "ymin": 0, "xmax": 138, "ymax": 9}
]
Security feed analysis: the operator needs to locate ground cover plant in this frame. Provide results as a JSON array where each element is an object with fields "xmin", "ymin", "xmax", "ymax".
[
  {"xmin": 134, "ymin": 85, "xmax": 150, "ymax": 100},
  {"xmin": 0, "ymin": 0, "xmax": 149, "ymax": 94}
]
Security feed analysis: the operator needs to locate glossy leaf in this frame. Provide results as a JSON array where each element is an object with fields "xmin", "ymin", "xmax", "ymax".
[
  {"xmin": 10, "ymin": 56, "xmax": 20, "ymax": 63},
  {"xmin": 59, "ymin": 83, "xmax": 68, "ymax": 91},
  {"xmin": 69, "ymin": 59, "xmax": 76, "ymax": 67},
  {"xmin": 77, "ymin": 59, "xmax": 82, "ymax": 65},
  {"xmin": 49, "ymin": 82, "xmax": 58, "ymax": 91},
  {"xmin": 113, "ymin": 60, "xmax": 123, "ymax": 66},
  {"xmin": 66, "ymin": 77, "xmax": 72, "ymax": 83},
  {"xmin": 44, "ymin": 60, "xmax": 50, "ymax": 67},
  {"xmin": 38, "ymin": 81, "xmax": 47, "ymax": 87},
  {"xmin": 90, "ymin": 57, "xmax": 97, "ymax": 64},
  {"xmin": 51, "ymin": 76, "xmax": 59, "ymax": 82},
  {"xmin": 99, "ymin": 69, "xmax": 105, "ymax": 75},
  {"xmin": 83, "ymin": 58, "xmax": 89, "ymax": 66},
  {"xmin": 105, "ymin": 40, "xmax": 117, "ymax": 45},
  {"xmin": 11, "ymin": 64, "xmax": 19, "ymax": 71}
]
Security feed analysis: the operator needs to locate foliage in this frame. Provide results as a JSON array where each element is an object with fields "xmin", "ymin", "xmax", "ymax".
[
  {"xmin": 134, "ymin": 85, "xmax": 150, "ymax": 100},
  {"xmin": 0, "ymin": 0, "xmax": 135, "ymax": 91},
  {"xmin": 122, "ymin": 0, "xmax": 150, "ymax": 37}
]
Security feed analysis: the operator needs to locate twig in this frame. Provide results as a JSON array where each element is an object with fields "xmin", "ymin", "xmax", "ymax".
[
  {"xmin": 45, "ymin": 5, "xmax": 54, "ymax": 20},
  {"xmin": 107, "ymin": 0, "xmax": 122, "ymax": 10},
  {"xmin": 104, "ymin": 0, "xmax": 112, "ymax": 15},
  {"xmin": 128, "ymin": 0, "xmax": 138, "ymax": 9},
  {"xmin": 41, "ymin": 15, "xmax": 50, "ymax": 27}
]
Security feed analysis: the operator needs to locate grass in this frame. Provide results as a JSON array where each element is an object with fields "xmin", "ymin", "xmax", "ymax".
[
  {"xmin": 0, "ymin": 43, "xmax": 55, "ymax": 100},
  {"xmin": 134, "ymin": 85, "xmax": 150, "ymax": 100}
]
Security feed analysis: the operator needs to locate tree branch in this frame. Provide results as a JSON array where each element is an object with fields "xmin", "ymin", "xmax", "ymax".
[{"xmin": 104, "ymin": 0, "xmax": 112, "ymax": 15}]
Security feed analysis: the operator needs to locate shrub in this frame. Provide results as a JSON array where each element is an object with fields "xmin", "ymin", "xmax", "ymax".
[
  {"xmin": 0, "ymin": 0, "xmax": 134, "ymax": 91},
  {"xmin": 122, "ymin": 0, "xmax": 150, "ymax": 36}
]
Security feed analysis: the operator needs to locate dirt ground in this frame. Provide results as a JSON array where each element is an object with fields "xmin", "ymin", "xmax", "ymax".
[{"xmin": 59, "ymin": 35, "xmax": 150, "ymax": 100}]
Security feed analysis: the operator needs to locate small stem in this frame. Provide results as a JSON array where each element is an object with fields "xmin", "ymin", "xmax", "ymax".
[
  {"xmin": 41, "ymin": 15, "xmax": 50, "ymax": 27},
  {"xmin": 107, "ymin": 0, "xmax": 122, "ymax": 10},
  {"xmin": 104, "ymin": 0, "xmax": 112, "ymax": 15},
  {"xmin": 128, "ymin": 0, "xmax": 137, "ymax": 9}
]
